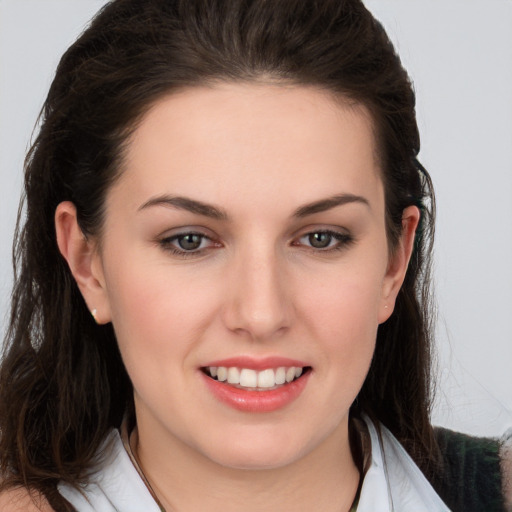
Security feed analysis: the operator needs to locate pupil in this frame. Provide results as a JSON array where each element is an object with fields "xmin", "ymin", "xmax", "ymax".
[
  {"xmin": 309, "ymin": 232, "xmax": 331, "ymax": 248},
  {"xmin": 179, "ymin": 234, "xmax": 202, "ymax": 250}
]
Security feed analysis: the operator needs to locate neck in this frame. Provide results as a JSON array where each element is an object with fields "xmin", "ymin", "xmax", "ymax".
[{"xmin": 131, "ymin": 418, "xmax": 360, "ymax": 512}]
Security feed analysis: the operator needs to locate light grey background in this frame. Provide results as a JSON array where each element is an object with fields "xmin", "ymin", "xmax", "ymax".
[{"xmin": 1, "ymin": 0, "xmax": 511, "ymax": 436}]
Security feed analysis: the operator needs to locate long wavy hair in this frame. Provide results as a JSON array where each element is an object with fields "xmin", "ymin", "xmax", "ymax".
[{"xmin": 0, "ymin": 0, "xmax": 437, "ymax": 507}]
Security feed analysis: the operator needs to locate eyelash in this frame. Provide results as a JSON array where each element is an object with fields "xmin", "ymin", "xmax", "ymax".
[
  {"xmin": 159, "ymin": 231, "xmax": 218, "ymax": 258},
  {"xmin": 294, "ymin": 230, "xmax": 354, "ymax": 252},
  {"xmin": 158, "ymin": 229, "xmax": 354, "ymax": 258}
]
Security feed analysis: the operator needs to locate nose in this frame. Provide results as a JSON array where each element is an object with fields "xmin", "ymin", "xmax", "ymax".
[{"xmin": 222, "ymin": 245, "xmax": 292, "ymax": 340}]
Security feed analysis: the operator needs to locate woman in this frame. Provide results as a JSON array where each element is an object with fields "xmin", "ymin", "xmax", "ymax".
[{"xmin": 0, "ymin": 0, "xmax": 509, "ymax": 511}]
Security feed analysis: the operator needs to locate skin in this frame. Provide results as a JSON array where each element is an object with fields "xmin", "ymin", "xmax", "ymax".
[
  {"xmin": 0, "ymin": 488, "xmax": 53, "ymax": 512},
  {"xmin": 56, "ymin": 83, "xmax": 419, "ymax": 512}
]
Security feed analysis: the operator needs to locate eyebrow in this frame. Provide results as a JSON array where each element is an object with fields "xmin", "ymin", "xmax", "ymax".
[
  {"xmin": 138, "ymin": 192, "xmax": 369, "ymax": 220},
  {"xmin": 293, "ymin": 194, "xmax": 370, "ymax": 217},
  {"xmin": 138, "ymin": 195, "xmax": 228, "ymax": 220}
]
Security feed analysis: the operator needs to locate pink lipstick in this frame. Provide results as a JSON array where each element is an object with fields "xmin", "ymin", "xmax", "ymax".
[{"xmin": 200, "ymin": 357, "xmax": 311, "ymax": 412}]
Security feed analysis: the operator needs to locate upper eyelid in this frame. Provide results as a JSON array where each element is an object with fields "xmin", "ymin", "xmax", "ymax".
[
  {"xmin": 161, "ymin": 232, "xmax": 215, "ymax": 246},
  {"xmin": 295, "ymin": 229, "xmax": 351, "ymax": 242},
  {"xmin": 157, "ymin": 226, "xmax": 215, "ymax": 239},
  {"xmin": 162, "ymin": 232, "xmax": 211, "ymax": 242},
  {"xmin": 292, "ymin": 225, "xmax": 350, "ymax": 238},
  {"xmin": 299, "ymin": 227, "xmax": 348, "ymax": 235}
]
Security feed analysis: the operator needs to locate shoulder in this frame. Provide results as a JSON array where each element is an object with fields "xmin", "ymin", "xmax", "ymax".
[{"xmin": 0, "ymin": 487, "xmax": 54, "ymax": 512}]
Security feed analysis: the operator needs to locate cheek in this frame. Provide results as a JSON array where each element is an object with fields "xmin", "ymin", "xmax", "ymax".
[
  {"xmin": 291, "ymin": 271, "xmax": 381, "ymax": 434},
  {"xmin": 298, "ymin": 267, "xmax": 383, "ymax": 381},
  {"xmin": 302, "ymin": 268, "xmax": 383, "ymax": 339},
  {"xmin": 103, "ymin": 256, "xmax": 220, "ymax": 369}
]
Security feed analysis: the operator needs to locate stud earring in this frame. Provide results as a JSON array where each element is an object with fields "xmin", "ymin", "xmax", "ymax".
[{"xmin": 91, "ymin": 308, "xmax": 98, "ymax": 323}]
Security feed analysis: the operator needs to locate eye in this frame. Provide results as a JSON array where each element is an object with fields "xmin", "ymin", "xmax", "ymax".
[
  {"xmin": 295, "ymin": 230, "xmax": 353, "ymax": 251},
  {"xmin": 159, "ymin": 231, "xmax": 219, "ymax": 256},
  {"xmin": 175, "ymin": 233, "xmax": 205, "ymax": 251},
  {"xmin": 307, "ymin": 232, "xmax": 334, "ymax": 249}
]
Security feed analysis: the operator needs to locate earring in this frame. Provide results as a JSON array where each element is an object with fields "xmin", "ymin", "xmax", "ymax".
[{"xmin": 91, "ymin": 308, "xmax": 98, "ymax": 323}]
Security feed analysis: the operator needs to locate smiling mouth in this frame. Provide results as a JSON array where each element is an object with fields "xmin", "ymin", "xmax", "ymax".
[{"xmin": 201, "ymin": 366, "xmax": 311, "ymax": 391}]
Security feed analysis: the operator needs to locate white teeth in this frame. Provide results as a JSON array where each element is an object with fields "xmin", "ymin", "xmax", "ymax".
[
  {"xmin": 239, "ymin": 368, "xmax": 257, "ymax": 387},
  {"xmin": 275, "ymin": 367, "xmax": 286, "ymax": 385},
  {"xmin": 257, "ymin": 369, "xmax": 276, "ymax": 388},
  {"xmin": 285, "ymin": 367, "xmax": 296, "ymax": 383},
  {"xmin": 217, "ymin": 366, "xmax": 227, "ymax": 382},
  {"xmin": 227, "ymin": 367, "xmax": 240, "ymax": 384},
  {"xmin": 208, "ymin": 366, "xmax": 305, "ymax": 388}
]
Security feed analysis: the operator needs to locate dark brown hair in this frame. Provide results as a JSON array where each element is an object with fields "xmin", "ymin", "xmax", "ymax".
[{"xmin": 0, "ymin": 0, "xmax": 437, "ymax": 506}]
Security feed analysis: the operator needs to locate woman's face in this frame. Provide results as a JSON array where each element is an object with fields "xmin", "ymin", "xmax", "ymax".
[{"xmin": 74, "ymin": 83, "xmax": 416, "ymax": 470}]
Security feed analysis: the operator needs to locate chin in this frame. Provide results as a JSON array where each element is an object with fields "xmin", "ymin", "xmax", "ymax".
[{"xmin": 197, "ymin": 428, "xmax": 316, "ymax": 471}]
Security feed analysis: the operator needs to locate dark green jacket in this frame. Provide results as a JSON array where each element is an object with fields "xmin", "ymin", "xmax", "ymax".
[{"xmin": 431, "ymin": 427, "xmax": 506, "ymax": 512}]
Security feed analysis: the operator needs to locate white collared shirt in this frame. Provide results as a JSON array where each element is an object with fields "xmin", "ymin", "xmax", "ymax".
[{"xmin": 358, "ymin": 418, "xmax": 450, "ymax": 511}]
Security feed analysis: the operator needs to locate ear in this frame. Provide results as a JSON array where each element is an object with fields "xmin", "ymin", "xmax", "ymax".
[
  {"xmin": 55, "ymin": 201, "xmax": 111, "ymax": 324},
  {"xmin": 378, "ymin": 205, "xmax": 421, "ymax": 324}
]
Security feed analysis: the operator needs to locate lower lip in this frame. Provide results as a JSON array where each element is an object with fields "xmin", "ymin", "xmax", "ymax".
[{"xmin": 201, "ymin": 371, "xmax": 311, "ymax": 413}]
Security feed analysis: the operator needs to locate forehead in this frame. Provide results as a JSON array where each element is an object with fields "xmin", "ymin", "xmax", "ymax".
[{"xmin": 115, "ymin": 83, "xmax": 383, "ymax": 213}]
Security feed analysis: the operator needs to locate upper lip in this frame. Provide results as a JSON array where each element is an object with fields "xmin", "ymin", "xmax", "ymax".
[{"xmin": 202, "ymin": 356, "xmax": 309, "ymax": 371}]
